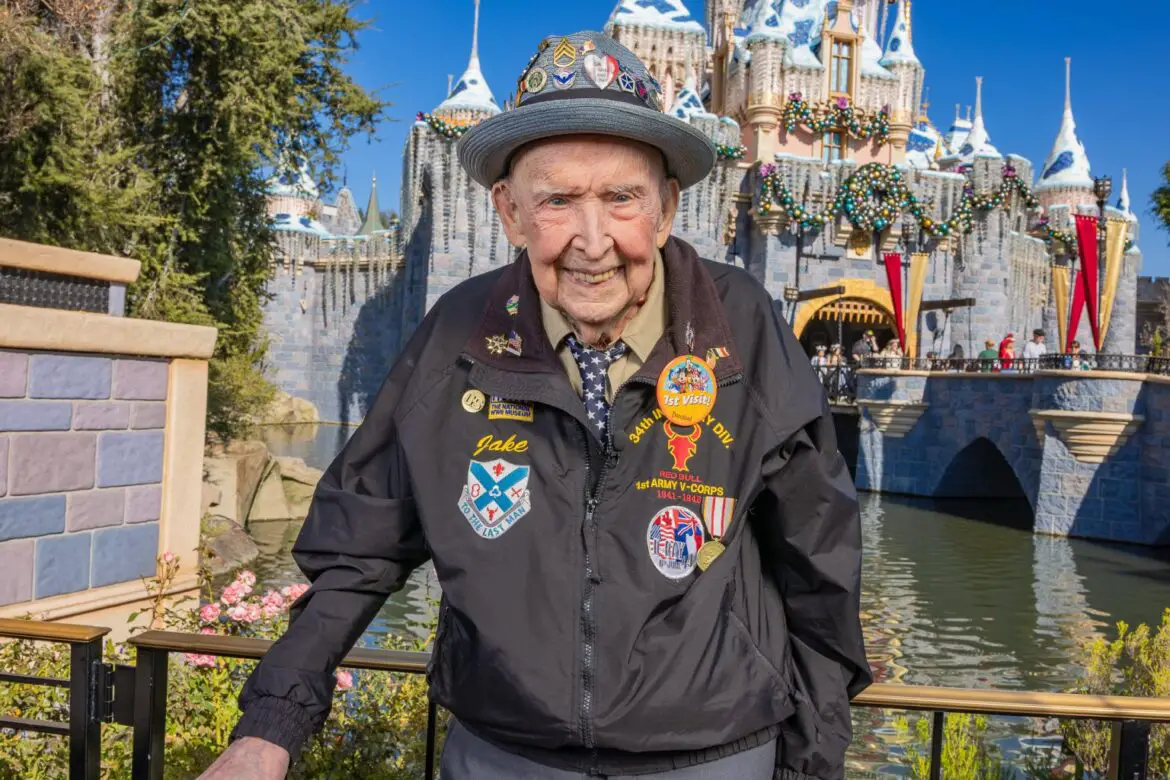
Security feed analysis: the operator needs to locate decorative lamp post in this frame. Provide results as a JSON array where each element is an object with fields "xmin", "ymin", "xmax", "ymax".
[{"xmin": 1093, "ymin": 175, "xmax": 1112, "ymax": 352}]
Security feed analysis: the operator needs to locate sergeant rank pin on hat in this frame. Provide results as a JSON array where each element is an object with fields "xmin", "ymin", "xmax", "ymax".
[{"xmin": 456, "ymin": 30, "xmax": 716, "ymax": 191}]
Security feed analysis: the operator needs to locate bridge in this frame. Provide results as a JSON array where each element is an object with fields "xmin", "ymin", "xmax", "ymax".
[{"xmin": 849, "ymin": 356, "xmax": 1170, "ymax": 546}]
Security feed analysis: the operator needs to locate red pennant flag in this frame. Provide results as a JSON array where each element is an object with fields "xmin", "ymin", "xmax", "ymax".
[
  {"xmin": 1067, "ymin": 269, "xmax": 1085, "ymax": 353},
  {"xmin": 883, "ymin": 253, "xmax": 905, "ymax": 347},
  {"xmin": 1074, "ymin": 214, "xmax": 1102, "ymax": 351}
]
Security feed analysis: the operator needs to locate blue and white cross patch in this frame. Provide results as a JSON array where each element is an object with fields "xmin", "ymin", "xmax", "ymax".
[{"xmin": 457, "ymin": 458, "xmax": 532, "ymax": 539}]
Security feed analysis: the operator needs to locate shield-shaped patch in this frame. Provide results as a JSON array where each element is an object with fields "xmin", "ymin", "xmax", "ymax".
[{"xmin": 457, "ymin": 458, "xmax": 532, "ymax": 539}]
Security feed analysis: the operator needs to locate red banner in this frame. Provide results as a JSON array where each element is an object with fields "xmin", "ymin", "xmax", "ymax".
[
  {"xmin": 1067, "ymin": 269, "xmax": 1085, "ymax": 352},
  {"xmin": 883, "ymin": 253, "xmax": 905, "ymax": 347},
  {"xmin": 1074, "ymin": 214, "xmax": 1102, "ymax": 351}
]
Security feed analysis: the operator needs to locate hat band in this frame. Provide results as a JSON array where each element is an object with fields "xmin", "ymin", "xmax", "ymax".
[{"xmin": 521, "ymin": 88, "xmax": 650, "ymax": 111}]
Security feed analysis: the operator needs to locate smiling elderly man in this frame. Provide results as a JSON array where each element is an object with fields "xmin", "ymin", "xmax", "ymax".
[{"xmin": 201, "ymin": 31, "xmax": 870, "ymax": 780}]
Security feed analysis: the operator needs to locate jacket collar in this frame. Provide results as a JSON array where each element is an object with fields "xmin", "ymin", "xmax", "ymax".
[{"xmin": 463, "ymin": 236, "xmax": 743, "ymax": 383}]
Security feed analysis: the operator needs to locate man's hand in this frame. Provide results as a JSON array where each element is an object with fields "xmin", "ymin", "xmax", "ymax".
[{"xmin": 198, "ymin": 737, "xmax": 290, "ymax": 779}]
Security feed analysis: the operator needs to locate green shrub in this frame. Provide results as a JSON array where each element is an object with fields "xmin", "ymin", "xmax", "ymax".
[
  {"xmin": 1062, "ymin": 610, "xmax": 1170, "ymax": 776},
  {"xmin": 0, "ymin": 557, "xmax": 443, "ymax": 779}
]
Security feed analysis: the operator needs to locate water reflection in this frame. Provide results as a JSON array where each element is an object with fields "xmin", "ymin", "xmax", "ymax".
[{"xmin": 255, "ymin": 424, "xmax": 1170, "ymax": 775}]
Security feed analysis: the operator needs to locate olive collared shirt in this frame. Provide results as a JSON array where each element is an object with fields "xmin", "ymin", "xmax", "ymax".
[{"xmin": 539, "ymin": 250, "xmax": 667, "ymax": 403}]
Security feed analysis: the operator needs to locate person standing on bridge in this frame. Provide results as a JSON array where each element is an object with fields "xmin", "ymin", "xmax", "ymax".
[
  {"xmin": 199, "ymin": 30, "xmax": 870, "ymax": 780},
  {"xmin": 1022, "ymin": 329, "xmax": 1047, "ymax": 361}
]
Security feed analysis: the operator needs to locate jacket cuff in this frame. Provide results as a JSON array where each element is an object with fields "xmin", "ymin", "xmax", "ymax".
[
  {"xmin": 774, "ymin": 769, "xmax": 819, "ymax": 780},
  {"xmin": 231, "ymin": 696, "xmax": 316, "ymax": 764}
]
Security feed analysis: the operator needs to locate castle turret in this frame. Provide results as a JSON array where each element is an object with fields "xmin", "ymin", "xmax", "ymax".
[
  {"xmin": 432, "ymin": 0, "xmax": 500, "ymax": 125},
  {"xmin": 605, "ymin": 0, "xmax": 705, "ymax": 110},
  {"xmin": 880, "ymin": 0, "xmax": 923, "ymax": 127},
  {"xmin": 943, "ymin": 104, "xmax": 971, "ymax": 154},
  {"xmin": 1035, "ymin": 58, "xmax": 1094, "ymax": 213},
  {"xmin": 941, "ymin": 77, "xmax": 1000, "ymax": 167},
  {"xmin": 357, "ymin": 175, "xmax": 385, "ymax": 236},
  {"xmin": 1119, "ymin": 168, "xmax": 1136, "ymax": 222}
]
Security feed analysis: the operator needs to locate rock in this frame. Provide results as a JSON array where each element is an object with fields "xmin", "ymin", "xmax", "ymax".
[
  {"xmin": 248, "ymin": 460, "xmax": 293, "ymax": 522},
  {"xmin": 226, "ymin": 440, "xmax": 270, "ymax": 522},
  {"xmin": 202, "ymin": 457, "xmax": 240, "ymax": 524},
  {"xmin": 255, "ymin": 391, "xmax": 319, "ymax": 426},
  {"xmin": 276, "ymin": 456, "xmax": 322, "ymax": 520},
  {"xmin": 201, "ymin": 515, "xmax": 260, "ymax": 577}
]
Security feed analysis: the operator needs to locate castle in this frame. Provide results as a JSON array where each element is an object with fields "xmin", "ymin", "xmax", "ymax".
[{"xmin": 261, "ymin": 0, "xmax": 1144, "ymax": 424}]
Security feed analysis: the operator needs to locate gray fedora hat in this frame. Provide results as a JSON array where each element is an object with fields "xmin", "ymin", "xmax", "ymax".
[{"xmin": 457, "ymin": 31, "xmax": 716, "ymax": 190}]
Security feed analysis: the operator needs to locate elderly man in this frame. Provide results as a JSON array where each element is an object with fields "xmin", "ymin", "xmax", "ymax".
[{"xmin": 202, "ymin": 31, "xmax": 869, "ymax": 780}]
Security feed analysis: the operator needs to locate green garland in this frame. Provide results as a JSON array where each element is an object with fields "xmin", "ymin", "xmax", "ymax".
[
  {"xmin": 1037, "ymin": 221, "xmax": 1135, "ymax": 254},
  {"xmin": 416, "ymin": 112, "xmax": 479, "ymax": 140},
  {"xmin": 782, "ymin": 94, "xmax": 890, "ymax": 146},
  {"xmin": 716, "ymin": 143, "xmax": 747, "ymax": 161},
  {"xmin": 758, "ymin": 161, "xmax": 1040, "ymax": 237}
]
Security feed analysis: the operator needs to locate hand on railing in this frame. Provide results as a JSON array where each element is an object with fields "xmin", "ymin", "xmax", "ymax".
[{"xmin": 198, "ymin": 737, "xmax": 289, "ymax": 780}]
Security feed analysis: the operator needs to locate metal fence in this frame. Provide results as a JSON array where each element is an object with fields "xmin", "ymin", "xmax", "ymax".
[
  {"xmin": 858, "ymin": 354, "xmax": 1170, "ymax": 376},
  {"xmin": 3, "ymin": 618, "xmax": 1168, "ymax": 780}
]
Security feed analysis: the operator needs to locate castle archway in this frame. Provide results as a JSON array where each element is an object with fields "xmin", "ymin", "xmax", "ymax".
[{"xmin": 793, "ymin": 278, "xmax": 898, "ymax": 354}]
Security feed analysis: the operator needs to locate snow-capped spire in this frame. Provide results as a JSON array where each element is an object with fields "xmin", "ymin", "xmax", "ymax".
[
  {"xmin": 1036, "ymin": 57, "xmax": 1093, "ymax": 191},
  {"xmin": 881, "ymin": 0, "xmax": 918, "ymax": 65},
  {"xmin": 947, "ymin": 76, "xmax": 1000, "ymax": 162},
  {"xmin": 942, "ymin": 102, "xmax": 972, "ymax": 153},
  {"xmin": 606, "ymin": 0, "xmax": 704, "ymax": 34},
  {"xmin": 1118, "ymin": 168, "xmax": 1135, "ymax": 219},
  {"xmin": 434, "ymin": 0, "xmax": 500, "ymax": 117},
  {"xmin": 669, "ymin": 75, "xmax": 714, "ymax": 120}
]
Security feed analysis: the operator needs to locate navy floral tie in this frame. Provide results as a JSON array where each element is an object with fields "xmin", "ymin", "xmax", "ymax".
[{"xmin": 565, "ymin": 335, "xmax": 629, "ymax": 442}]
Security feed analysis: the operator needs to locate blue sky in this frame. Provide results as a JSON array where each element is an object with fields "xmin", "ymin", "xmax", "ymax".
[{"xmin": 331, "ymin": 0, "xmax": 1170, "ymax": 276}]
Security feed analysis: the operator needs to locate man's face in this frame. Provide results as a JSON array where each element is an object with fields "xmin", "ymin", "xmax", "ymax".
[
  {"xmin": 492, "ymin": 135, "xmax": 680, "ymax": 334},
  {"xmin": 1035, "ymin": 334, "xmax": 1045, "ymax": 343}
]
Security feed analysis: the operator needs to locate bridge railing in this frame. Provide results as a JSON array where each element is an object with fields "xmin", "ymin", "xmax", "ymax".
[
  {"xmin": 813, "ymin": 364, "xmax": 857, "ymax": 404},
  {"xmin": 859, "ymin": 354, "xmax": 1170, "ymax": 375},
  {"xmin": 4, "ymin": 619, "xmax": 1168, "ymax": 780}
]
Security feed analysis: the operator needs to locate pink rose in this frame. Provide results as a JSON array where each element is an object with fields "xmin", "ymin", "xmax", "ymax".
[
  {"xmin": 335, "ymin": 670, "xmax": 354, "ymax": 690},
  {"xmin": 236, "ymin": 570, "xmax": 257, "ymax": 587},
  {"xmin": 261, "ymin": 591, "xmax": 286, "ymax": 618},
  {"xmin": 284, "ymin": 583, "xmax": 309, "ymax": 601},
  {"xmin": 199, "ymin": 603, "xmax": 221, "ymax": 623},
  {"xmin": 244, "ymin": 603, "xmax": 262, "ymax": 623},
  {"xmin": 220, "ymin": 584, "xmax": 242, "ymax": 606},
  {"xmin": 199, "ymin": 626, "xmax": 217, "ymax": 635},
  {"xmin": 227, "ymin": 605, "xmax": 249, "ymax": 622},
  {"xmin": 185, "ymin": 653, "xmax": 217, "ymax": 668},
  {"xmin": 162, "ymin": 551, "xmax": 176, "ymax": 564}
]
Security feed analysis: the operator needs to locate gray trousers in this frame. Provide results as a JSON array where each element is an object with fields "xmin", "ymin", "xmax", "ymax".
[{"xmin": 439, "ymin": 720, "xmax": 777, "ymax": 780}]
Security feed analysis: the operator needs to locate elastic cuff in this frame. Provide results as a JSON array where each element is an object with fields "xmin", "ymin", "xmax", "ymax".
[
  {"xmin": 231, "ymin": 696, "xmax": 315, "ymax": 764},
  {"xmin": 774, "ymin": 768, "xmax": 820, "ymax": 780}
]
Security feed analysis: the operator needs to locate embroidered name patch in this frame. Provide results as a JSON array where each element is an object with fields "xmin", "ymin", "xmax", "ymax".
[
  {"xmin": 488, "ymin": 398, "xmax": 534, "ymax": 423},
  {"xmin": 646, "ymin": 505, "xmax": 705, "ymax": 579},
  {"xmin": 458, "ymin": 459, "xmax": 532, "ymax": 539}
]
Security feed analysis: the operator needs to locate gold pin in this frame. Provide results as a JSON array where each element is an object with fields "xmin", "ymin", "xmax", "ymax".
[
  {"xmin": 524, "ymin": 68, "xmax": 548, "ymax": 94},
  {"xmin": 485, "ymin": 335, "xmax": 508, "ymax": 355},
  {"xmin": 461, "ymin": 389, "xmax": 486, "ymax": 414},
  {"xmin": 553, "ymin": 37, "xmax": 577, "ymax": 69}
]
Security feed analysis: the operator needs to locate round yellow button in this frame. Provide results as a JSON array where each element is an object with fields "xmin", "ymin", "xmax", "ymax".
[
  {"xmin": 656, "ymin": 355, "xmax": 717, "ymax": 427},
  {"xmin": 461, "ymin": 389, "xmax": 486, "ymax": 414}
]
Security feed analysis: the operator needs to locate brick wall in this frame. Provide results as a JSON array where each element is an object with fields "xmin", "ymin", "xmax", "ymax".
[{"xmin": 0, "ymin": 349, "xmax": 167, "ymax": 607}]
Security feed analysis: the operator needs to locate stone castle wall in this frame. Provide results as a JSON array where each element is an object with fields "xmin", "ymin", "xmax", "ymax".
[{"xmin": 0, "ymin": 352, "xmax": 166, "ymax": 605}]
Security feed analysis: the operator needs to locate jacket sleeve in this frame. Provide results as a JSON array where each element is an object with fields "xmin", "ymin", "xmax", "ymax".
[
  {"xmin": 758, "ymin": 306, "xmax": 872, "ymax": 780},
  {"xmin": 230, "ymin": 337, "xmax": 432, "ymax": 761}
]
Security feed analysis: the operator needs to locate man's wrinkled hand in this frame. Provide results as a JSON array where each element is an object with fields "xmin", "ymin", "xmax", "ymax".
[{"xmin": 198, "ymin": 737, "xmax": 290, "ymax": 779}]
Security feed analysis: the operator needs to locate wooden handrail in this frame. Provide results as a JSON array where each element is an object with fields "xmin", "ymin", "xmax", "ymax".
[
  {"xmin": 0, "ymin": 617, "xmax": 109, "ymax": 644},
  {"xmin": 127, "ymin": 630, "xmax": 1170, "ymax": 723}
]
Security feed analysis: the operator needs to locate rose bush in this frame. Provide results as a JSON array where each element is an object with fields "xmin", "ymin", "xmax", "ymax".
[{"xmin": 0, "ymin": 556, "xmax": 445, "ymax": 779}]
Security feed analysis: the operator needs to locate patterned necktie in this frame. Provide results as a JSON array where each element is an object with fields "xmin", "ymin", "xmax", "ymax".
[{"xmin": 565, "ymin": 335, "xmax": 629, "ymax": 442}]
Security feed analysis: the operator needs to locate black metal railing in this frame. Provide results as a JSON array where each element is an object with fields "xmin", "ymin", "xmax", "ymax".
[
  {"xmin": 858, "ymin": 353, "xmax": 1170, "ymax": 376},
  {"xmin": 813, "ymin": 364, "xmax": 856, "ymax": 404},
  {"xmin": 5, "ymin": 621, "xmax": 1170, "ymax": 779},
  {"xmin": 0, "ymin": 618, "xmax": 132, "ymax": 780}
]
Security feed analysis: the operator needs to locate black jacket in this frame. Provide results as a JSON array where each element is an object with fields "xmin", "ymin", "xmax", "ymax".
[{"xmin": 233, "ymin": 237, "xmax": 871, "ymax": 778}]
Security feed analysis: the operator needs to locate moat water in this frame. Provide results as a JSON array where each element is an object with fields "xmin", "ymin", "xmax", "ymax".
[{"xmin": 255, "ymin": 424, "xmax": 1170, "ymax": 777}]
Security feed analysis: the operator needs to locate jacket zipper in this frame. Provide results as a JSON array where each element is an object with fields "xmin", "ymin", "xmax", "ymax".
[{"xmin": 577, "ymin": 425, "xmax": 599, "ymax": 758}]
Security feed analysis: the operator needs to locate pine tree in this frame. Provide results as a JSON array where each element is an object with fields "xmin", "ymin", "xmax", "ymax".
[{"xmin": 0, "ymin": 0, "xmax": 386, "ymax": 440}]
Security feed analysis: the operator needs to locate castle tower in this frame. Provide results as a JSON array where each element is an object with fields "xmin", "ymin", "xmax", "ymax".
[
  {"xmin": 942, "ymin": 104, "xmax": 972, "ymax": 154},
  {"xmin": 432, "ymin": 0, "xmax": 501, "ymax": 125},
  {"xmin": 357, "ymin": 174, "xmax": 385, "ymax": 236},
  {"xmin": 1035, "ymin": 58, "xmax": 1094, "ymax": 213},
  {"xmin": 742, "ymin": 0, "xmax": 789, "ymax": 162},
  {"xmin": 605, "ymin": 0, "xmax": 706, "ymax": 110},
  {"xmin": 880, "ymin": 0, "xmax": 923, "ymax": 126},
  {"xmin": 905, "ymin": 98, "xmax": 944, "ymax": 170},
  {"xmin": 940, "ymin": 77, "xmax": 1000, "ymax": 168}
]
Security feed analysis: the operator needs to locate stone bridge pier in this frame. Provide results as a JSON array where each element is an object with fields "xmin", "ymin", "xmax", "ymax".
[{"xmin": 855, "ymin": 368, "xmax": 1170, "ymax": 546}]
